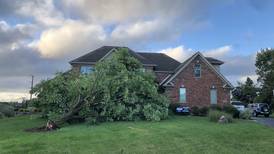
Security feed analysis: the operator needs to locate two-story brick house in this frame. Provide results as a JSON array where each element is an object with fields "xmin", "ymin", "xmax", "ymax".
[{"xmin": 70, "ymin": 46, "xmax": 233, "ymax": 107}]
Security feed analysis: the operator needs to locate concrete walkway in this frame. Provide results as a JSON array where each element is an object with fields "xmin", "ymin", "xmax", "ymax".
[{"xmin": 253, "ymin": 117, "xmax": 274, "ymax": 128}]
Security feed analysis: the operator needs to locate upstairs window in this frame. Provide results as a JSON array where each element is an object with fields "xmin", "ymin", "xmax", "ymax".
[
  {"xmin": 194, "ymin": 64, "xmax": 201, "ymax": 78},
  {"xmin": 179, "ymin": 87, "xmax": 186, "ymax": 103},
  {"xmin": 80, "ymin": 66, "xmax": 94, "ymax": 74}
]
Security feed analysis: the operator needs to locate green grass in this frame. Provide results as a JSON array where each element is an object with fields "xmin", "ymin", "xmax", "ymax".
[{"xmin": 1, "ymin": 116, "xmax": 274, "ymax": 154}]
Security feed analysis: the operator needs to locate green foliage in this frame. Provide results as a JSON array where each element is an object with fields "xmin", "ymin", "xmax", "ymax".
[
  {"xmin": 255, "ymin": 48, "xmax": 274, "ymax": 106},
  {"xmin": 210, "ymin": 104, "xmax": 222, "ymax": 111},
  {"xmin": 32, "ymin": 48, "xmax": 169, "ymax": 123},
  {"xmin": 0, "ymin": 103, "xmax": 15, "ymax": 117},
  {"xmin": 240, "ymin": 109, "xmax": 252, "ymax": 120},
  {"xmin": 191, "ymin": 106, "xmax": 199, "ymax": 116},
  {"xmin": 199, "ymin": 106, "xmax": 209, "ymax": 116},
  {"xmin": 223, "ymin": 105, "xmax": 240, "ymax": 118},
  {"xmin": 232, "ymin": 77, "xmax": 258, "ymax": 104},
  {"xmin": 208, "ymin": 110, "xmax": 233, "ymax": 123},
  {"xmin": 0, "ymin": 112, "xmax": 5, "ymax": 119},
  {"xmin": 191, "ymin": 106, "xmax": 209, "ymax": 116},
  {"xmin": 81, "ymin": 48, "xmax": 169, "ymax": 122}
]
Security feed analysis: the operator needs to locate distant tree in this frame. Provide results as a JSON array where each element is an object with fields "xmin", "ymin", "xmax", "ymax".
[
  {"xmin": 232, "ymin": 77, "xmax": 258, "ymax": 104},
  {"xmin": 255, "ymin": 48, "xmax": 274, "ymax": 106}
]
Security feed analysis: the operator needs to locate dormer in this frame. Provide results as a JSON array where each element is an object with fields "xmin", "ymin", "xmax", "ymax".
[{"xmin": 205, "ymin": 57, "xmax": 224, "ymax": 72}]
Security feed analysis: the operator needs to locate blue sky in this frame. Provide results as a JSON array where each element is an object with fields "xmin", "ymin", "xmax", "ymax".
[{"xmin": 0, "ymin": 0, "xmax": 273, "ymax": 101}]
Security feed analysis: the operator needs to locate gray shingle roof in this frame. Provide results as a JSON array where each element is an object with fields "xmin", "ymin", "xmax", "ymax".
[
  {"xmin": 205, "ymin": 57, "xmax": 224, "ymax": 65},
  {"xmin": 137, "ymin": 52, "xmax": 181, "ymax": 72},
  {"xmin": 70, "ymin": 46, "xmax": 155, "ymax": 65}
]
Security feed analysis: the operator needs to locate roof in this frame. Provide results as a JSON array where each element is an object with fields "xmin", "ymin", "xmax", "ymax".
[
  {"xmin": 69, "ymin": 46, "xmax": 227, "ymax": 78},
  {"xmin": 137, "ymin": 52, "xmax": 181, "ymax": 72},
  {"xmin": 70, "ymin": 46, "xmax": 154, "ymax": 65},
  {"xmin": 70, "ymin": 46, "xmax": 180, "ymax": 72},
  {"xmin": 205, "ymin": 57, "xmax": 224, "ymax": 65}
]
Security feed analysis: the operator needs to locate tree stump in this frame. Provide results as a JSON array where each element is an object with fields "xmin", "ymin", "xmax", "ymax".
[{"xmin": 46, "ymin": 120, "xmax": 59, "ymax": 131}]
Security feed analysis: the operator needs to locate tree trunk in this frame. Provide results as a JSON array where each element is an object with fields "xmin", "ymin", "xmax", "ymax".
[{"xmin": 54, "ymin": 96, "xmax": 85, "ymax": 126}]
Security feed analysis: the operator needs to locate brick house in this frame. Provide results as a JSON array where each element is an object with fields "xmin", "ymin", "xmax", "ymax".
[{"xmin": 70, "ymin": 46, "xmax": 233, "ymax": 107}]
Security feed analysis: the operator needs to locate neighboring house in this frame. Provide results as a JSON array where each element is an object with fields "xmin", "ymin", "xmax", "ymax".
[{"xmin": 70, "ymin": 46, "xmax": 233, "ymax": 107}]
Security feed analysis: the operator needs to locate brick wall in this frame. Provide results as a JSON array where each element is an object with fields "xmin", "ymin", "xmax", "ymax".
[{"xmin": 165, "ymin": 56, "xmax": 230, "ymax": 107}]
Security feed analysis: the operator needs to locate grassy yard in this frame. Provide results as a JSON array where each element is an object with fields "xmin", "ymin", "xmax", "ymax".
[{"xmin": 0, "ymin": 116, "xmax": 274, "ymax": 154}]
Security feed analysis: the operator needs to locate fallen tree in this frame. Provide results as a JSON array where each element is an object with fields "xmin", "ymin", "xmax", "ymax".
[{"xmin": 30, "ymin": 48, "xmax": 169, "ymax": 130}]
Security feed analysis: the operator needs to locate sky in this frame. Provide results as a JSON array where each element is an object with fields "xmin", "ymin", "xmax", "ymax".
[{"xmin": 0, "ymin": 0, "xmax": 274, "ymax": 102}]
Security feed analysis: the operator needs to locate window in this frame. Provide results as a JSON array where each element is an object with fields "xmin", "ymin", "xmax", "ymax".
[
  {"xmin": 210, "ymin": 89, "xmax": 217, "ymax": 104},
  {"xmin": 179, "ymin": 88, "xmax": 186, "ymax": 103},
  {"xmin": 194, "ymin": 64, "xmax": 201, "ymax": 78},
  {"xmin": 80, "ymin": 66, "xmax": 94, "ymax": 74}
]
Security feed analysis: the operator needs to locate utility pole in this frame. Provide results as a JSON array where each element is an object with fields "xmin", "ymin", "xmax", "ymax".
[{"xmin": 29, "ymin": 75, "xmax": 34, "ymax": 100}]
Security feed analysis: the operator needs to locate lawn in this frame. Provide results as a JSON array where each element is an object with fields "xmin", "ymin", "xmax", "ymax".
[{"xmin": 0, "ymin": 116, "xmax": 274, "ymax": 154}]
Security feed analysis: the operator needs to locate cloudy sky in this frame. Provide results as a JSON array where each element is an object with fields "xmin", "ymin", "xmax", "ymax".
[{"xmin": 0, "ymin": 0, "xmax": 273, "ymax": 101}]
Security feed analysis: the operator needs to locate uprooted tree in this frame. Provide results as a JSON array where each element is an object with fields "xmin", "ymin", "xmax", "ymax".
[{"xmin": 31, "ymin": 48, "xmax": 169, "ymax": 129}]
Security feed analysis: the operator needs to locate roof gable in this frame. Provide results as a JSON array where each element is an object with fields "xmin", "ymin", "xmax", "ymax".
[{"xmin": 162, "ymin": 52, "xmax": 233, "ymax": 88}]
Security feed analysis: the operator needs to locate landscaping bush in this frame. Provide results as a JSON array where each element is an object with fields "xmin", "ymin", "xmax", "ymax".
[
  {"xmin": 223, "ymin": 105, "xmax": 240, "ymax": 118},
  {"xmin": 0, "ymin": 112, "xmax": 5, "ymax": 119},
  {"xmin": 208, "ymin": 110, "xmax": 233, "ymax": 123},
  {"xmin": 199, "ymin": 106, "xmax": 209, "ymax": 116},
  {"xmin": 240, "ymin": 109, "xmax": 252, "ymax": 120},
  {"xmin": 18, "ymin": 108, "xmax": 29, "ymax": 112},
  {"xmin": 191, "ymin": 106, "xmax": 199, "ymax": 116},
  {"xmin": 26, "ymin": 107, "xmax": 39, "ymax": 113},
  {"xmin": 191, "ymin": 106, "xmax": 209, "ymax": 116},
  {"xmin": 0, "ymin": 103, "xmax": 15, "ymax": 117},
  {"xmin": 210, "ymin": 105, "xmax": 222, "ymax": 111}
]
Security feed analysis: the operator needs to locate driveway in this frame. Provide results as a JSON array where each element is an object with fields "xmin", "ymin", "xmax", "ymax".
[{"xmin": 253, "ymin": 117, "xmax": 274, "ymax": 128}]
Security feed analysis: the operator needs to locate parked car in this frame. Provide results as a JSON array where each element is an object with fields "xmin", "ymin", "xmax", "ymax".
[
  {"xmin": 248, "ymin": 103, "xmax": 271, "ymax": 117},
  {"xmin": 231, "ymin": 101, "xmax": 246, "ymax": 112},
  {"xmin": 176, "ymin": 106, "xmax": 190, "ymax": 115}
]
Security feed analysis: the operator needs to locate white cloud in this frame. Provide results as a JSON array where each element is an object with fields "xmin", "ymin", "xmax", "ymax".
[
  {"xmin": 17, "ymin": 0, "xmax": 65, "ymax": 27},
  {"xmin": 111, "ymin": 20, "xmax": 161, "ymax": 40},
  {"xmin": 37, "ymin": 20, "xmax": 106, "ymax": 58},
  {"xmin": 0, "ymin": 92, "xmax": 29, "ymax": 102},
  {"xmin": 204, "ymin": 45, "xmax": 232, "ymax": 58},
  {"xmin": 61, "ymin": 0, "xmax": 213, "ymax": 24},
  {"xmin": 157, "ymin": 46, "xmax": 194, "ymax": 62}
]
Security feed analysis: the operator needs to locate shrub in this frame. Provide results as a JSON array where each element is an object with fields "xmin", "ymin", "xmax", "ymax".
[
  {"xmin": 210, "ymin": 104, "xmax": 222, "ymax": 111},
  {"xmin": 199, "ymin": 106, "xmax": 209, "ymax": 116},
  {"xmin": 191, "ymin": 106, "xmax": 200, "ymax": 116},
  {"xmin": 223, "ymin": 105, "xmax": 240, "ymax": 118},
  {"xmin": 0, "ymin": 112, "xmax": 5, "ymax": 119},
  {"xmin": 27, "ymin": 107, "xmax": 39, "ymax": 113},
  {"xmin": 208, "ymin": 110, "xmax": 233, "ymax": 123},
  {"xmin": 18, "ymin": 108, "xmax": 29, "ymax": 112},
  {"xmin": 240, "ymin": 109, "xmax": 252, "ymax": 120},
  {"xmin": 0, "ymin": 103, "xmax": 15, "ymax": 117},
  {"xmin": 191, "ymin": 106, "xmax": 209, "ymax": 116}
]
